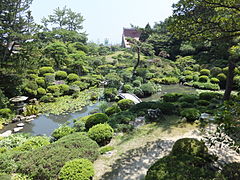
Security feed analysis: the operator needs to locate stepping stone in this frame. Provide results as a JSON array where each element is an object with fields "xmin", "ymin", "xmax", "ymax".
[
  {"xmin": 17, "ymin": 123, "xmax": 25, "ymax": 127},
  {"xmin": 25, "ymin": 118, "xmax": 34, "ymax": 123},
  {"xmin": 0, "ymin": 130, "xmax": 12, "ymax": 137},
  {"xmin": 13, "ymin": 127, "xmax": 23, "ymax": 133}
]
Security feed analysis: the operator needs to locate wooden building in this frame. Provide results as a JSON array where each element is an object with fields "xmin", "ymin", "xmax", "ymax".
[{"xmin": 121, "ymin": 28, "xmax": 141, "ymax": 48}]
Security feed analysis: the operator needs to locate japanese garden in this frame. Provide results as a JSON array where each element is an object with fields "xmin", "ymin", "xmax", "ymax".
[{"xmin": 0, "ymin": 0, "xmax": 239, "ymax": 179}]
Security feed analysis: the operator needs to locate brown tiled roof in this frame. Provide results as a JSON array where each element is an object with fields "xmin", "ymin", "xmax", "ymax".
[{"xmin": 123, "ymin": 28, "xmax": 141, "ymax": 38}]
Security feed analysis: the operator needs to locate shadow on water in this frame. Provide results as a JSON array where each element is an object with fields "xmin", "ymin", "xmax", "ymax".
[{"xmin": 100, "ymin": 139, "xmax": 175, "ymax": 180}]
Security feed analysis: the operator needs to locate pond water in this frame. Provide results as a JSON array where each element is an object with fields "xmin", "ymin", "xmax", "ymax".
[{"xmin": 0, "ymin": 84, "xmax": 197, "ymax": 136}]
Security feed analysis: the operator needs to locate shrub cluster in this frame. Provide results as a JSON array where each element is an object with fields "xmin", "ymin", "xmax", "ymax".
[
  {"xmin": 117, "ymin": 99, "xmax": 135, "ymax": 111},
  {"xmin": 85, "ymin": 113, "xmax": 109, "ymax": 130}
]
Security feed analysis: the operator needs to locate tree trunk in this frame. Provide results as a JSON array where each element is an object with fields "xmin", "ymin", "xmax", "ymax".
[
  {"xmin": 223, "ymin": 58, "xmax": 235, "ymax": 100},
  {"xmin": 132, "ymin": 48, "xmax": 140, "ymax": 78}
]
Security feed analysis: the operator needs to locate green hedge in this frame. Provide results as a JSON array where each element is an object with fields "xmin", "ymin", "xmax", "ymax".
[
  {"xmin": 117, "ymin": 99, "xmax": 135, "ymax": 111},
  {"xmin": 85, "ymin": 113, "xmax": 109, "ymax": 130},
  {"xmin": 39, "ymin": 67, "xmax": 54, "ymax": 76},
  {"xmin": 55, "ymin": 71, "xmax": 67, "ymax": 80},
  {"xmin": 180, "ymin": 108, "xmax": 200, "ymax": 122}
]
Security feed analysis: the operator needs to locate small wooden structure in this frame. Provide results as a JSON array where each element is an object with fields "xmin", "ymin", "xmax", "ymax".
[{"xmin": 122, "ymin": 28, "xmax": 141, "ymax": 48}]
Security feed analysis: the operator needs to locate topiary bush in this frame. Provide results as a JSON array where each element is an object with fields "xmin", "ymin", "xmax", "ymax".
[
  {"xmin": 44, "ymin": 73, "xmax": 55, "ymax": 85},
  {"xmin": 140, "ymin": 82, "xmax": 157, "ymax": 97},
  {"xmin": 217, "ymin": 73, "xmax": 227, "ymax": 88},
  {"xmin": 199, "ymin": 92, "xmax": 222, "ymax": 101},
  {"xmin": 133, "ymin": 87, "xmax": 144, "ymax": 98},
  {"xmin": 55, "ymin": 71, "xmax": 67, "ymax": 80},
  {"xmin": 40, "ymin": 93, "xmax": 55, "ymax": 102},
  {"xmin": 105, "ymin": 105, "xmax": 121, "ymax": 116},
  {"xmin": 180, "ymin": 108, "xmax": 200, "ymax": 122},
  {"xmin": 178, "ymin": 94, "xmax": 198, "ymax": 103},
  {"xmin": 85, "ymin": 113, "xmax": 109, "ymax": 130},
  {"xmin": 103, "ymin": 88, "xmax": 118, "ymax": 102},
  {"xmin": 196, "ymin": 100, "xmax": 210, "ymax": 106},
  {"xmin": 36, "ymin": 77, "xmax": 46, "ymax": 88},
  {"xmin": 39, "ymin": 67, "xmax": 54, "ymax": 76},
  {"xmin": 200, "ymin": 69, "xmax": 210, "ymax": 76},
  {"xmin": 211, "ymin": 67, "xmax": 222, "ymax": 77},
  {"xmin": 192, "ymin": 82, "xmax": 220, "ymax": 90},
  {"xmin": 0, "ymin": 108, "xmax": 12, "ymax": 118},
  {"xmin": 58, "ymin": 84, "xmax": 70, "ymax": 95},
  {"xmin": 16, "ymin": 133, "xmax": 99, "ymax": 179},
  {"xmin": 159, "ymin": 77, "xmax": 179, "ymax": 84},
  {"xmin": 122, "ymin": 84, "xmax": 133, "ymax": 93},
  {"xmin": 47, "ymin": 85, "xmax": 60, "ymax": 96},
  {"xmin": 109, "ymin": 111, "xmax": 136, "ymax": 127},
  {"xmin": 132, "ymin": 80, "xmax": 141, "ymax": 87},
  {"xmin": 58, "ymin": 158, "xmax": 94, "ymax": 180},
  {"xmin": 162, "ymin": 93, "xmax": 183, "ymax": 102},
  {"xmin": 210, "ymin": 77, "xmax": 220, "ymax": 84},
  {"xmin": 198, "ymin": 75, "xmax": 209, "ymax": 83},
  {"xmin": 117, "ymin": 99, "xmax": 135, "ymax": 111},
  {"xmin": 51, "ymin": 125, "xmax": 75, "ymax": 140},
  {"xmin": 88, "ymin": 123, "xmax": 114, "ymax": 146},
  {"xmin": 221, "ymin": 162, "xmax": 240, "ymax": 180},
  {"xmin": 67, "ymin": 73, "xmax": 79, "ymax": 82},
  {"xmin": 37, "ymin": 88, "xmax": 46, "ymax": 97},
  {"xmin": 183, "ymin": 70, "xmax": 193, "ymax": 75},
  {"xmin": 185, "ymin": 75, "xmax": 193, "ymax": 82}
]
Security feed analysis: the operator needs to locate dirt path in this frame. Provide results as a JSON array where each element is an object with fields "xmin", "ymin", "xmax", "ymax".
[{"xmin": 93, "ymin": 124, "xmax": 240, "ymax": 180}]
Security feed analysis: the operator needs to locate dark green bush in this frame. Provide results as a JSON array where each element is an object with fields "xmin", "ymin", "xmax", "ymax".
[
  {"xmin": 123, "ymin": 84, "xmax": 133, "ymax": 93},
  {"xmin": 132, "ymin": 80, "xmax": 141, "ymax": 87},
  {"xmin": 145, "ymin": 154, "xmax": 216, "ymax": 180},
  {"xmin": 24, "ymin": 87, "xmax": 37, "ymax": 97},
  {"xmin": 105, "ymin": 73, "xmax": 123, "ymax": 89},
  {"xmin": 178, "ymin": 94, "xmax": 198, "ymax": 103},
  {"xmin": 180, "ymin": 108, "xmax": 200, "ymax": 122},
  {"xmin": 196, "ymin": 100, "xmax": 210, "ymax": 106},
  {"xmin": 67, "ymin": 73, "xmax": 79, "ymax": 82},
  {"xmin": 221, "ymin": 162, "xmax": 240, "ymax": 180},
  {"xmin": 16, "ymin": 133, "xmax": 99, "ymax": 179},
  {"xmin": 200, "ymin": 69, "xmax": 210, "ymax": 76},
  {"xmin": 140, "ymin": 82, "xmax": 157, "ymax": 97},
  {"xmin": 183, "ymin": 70, "xmax": 193, "ymax": 75},
  {"xmin": 55, "ymin": 71, "xmax": 67, "ymax": 80},
  {"xmin": 68, "ymin": 85, "xmax": 80, "ymax": 95},
  {"xmin": 199, "ymin": 92, "xmax": 222, "ymax": 101},
  {"xmin": 163, "ymin": 93, "xmax": 183, "ymax": 102},
  {"xmin": 158, "ymin": 102, "xmax": 177, "ymax": 115},
  {"xmin": 58, "ymin": 84, "xmax": 70, "ymax": 95},
  {"xmin": 88, "ymin": 123, "xmax": 114, "ymax": 146},
  {"xmin": 217, "ymin": 73, "xmax": 227, "ymax": 88},
  {"xmin": 105, "ymin": 105, "xmax": 121, "ymax": 116},
  {"xmin": 115, "ymin": 124, "xmax": 134, "ymax": 132},
  {"xmin": 39, "ymin": 67, "xmax": 54, "ymax": 76},
  {"xmin": 85, "ymin": 113, "xmax": 109, "ymax": 130},
  {"xmin": 73, "ymin": 120, "xmax": 86, "ymax": 132},
  {"xmin": 59, "ymin": 158, "xmax": 94, "ymax": 180},
  {"xmin": 133, "ymin": 87, "xmax": 144, "ymax": 98},
  {"xmin": 51, "ymin": 125, "xmax": 75, "ymax": 140},
  {"xmin": 109, "ymin": 111, "xmax": 136, "ymax": 126},
  {"xmin": 0, "ymin": 108, "xmax": 12, "ymax": 118},
  {"xmin": 47, "ymin": 85, "xmax": 60, "ymax": 95},
  {"xmin": 117, "ymin": 99, "xmax": 135, "ymax": 111},
  {"xmin": 199, "ymin": 75, "xmax": 209, "ymax": 83},
  {"xmin": 160, "ymin": 77, "xmax": 179, "ymax": 84},
  {"xmin": 103, "ymin": 88, "xmax": 118, "ymax": 101},
  {"xmin": 179, "ymin": 102, "xmax": 194, "ymax": 108},
  {"xmin": 185, "ymin": 75, "xmax": 193, "ymax": 82},
  {"xmin": 192, "ymin": 82, "xmax": 220, "ymax": 90}
]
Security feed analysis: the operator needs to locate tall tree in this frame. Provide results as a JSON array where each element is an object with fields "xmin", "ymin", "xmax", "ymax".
[
  {"xmin": 42, "ymin": 6, "xmax": 84, "ymax": 32},
  {"xmin": 169, "ymin": 0, "xmax": 240, "ymax": 100},
  {"xmin": 0, "ymin": 0, "xmax": 35, "ymax": 64}
]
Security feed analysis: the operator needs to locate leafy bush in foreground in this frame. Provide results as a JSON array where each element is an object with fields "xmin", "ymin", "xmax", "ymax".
[
  {"xmin": 221, "ymin": 162, "xmax": 240, "ymax": 180},
  {"xmin": 59, "ymin": 158, "xmax": 94, "ymax": 180},
  {"xmin": 16, "ymin": 133, "xmax": 99, "ymax": 179},
  {"xmin": 88, "ymin": 123, "xmax": 114, "ymax": 146}
]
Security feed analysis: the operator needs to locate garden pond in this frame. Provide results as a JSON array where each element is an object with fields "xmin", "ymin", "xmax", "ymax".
[{"xmin": 0, "ymin": 84, "xmax": 196, "ymax": 136}]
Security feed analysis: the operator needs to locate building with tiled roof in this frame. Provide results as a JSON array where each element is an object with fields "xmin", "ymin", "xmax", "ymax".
[{"xmin": 122, "ymin": 28, "xmax": 141, "ymax": 48}]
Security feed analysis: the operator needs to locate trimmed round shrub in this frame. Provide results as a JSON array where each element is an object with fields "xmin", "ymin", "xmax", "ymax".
[
  {"xmin": 103, "ymin": 88, "xmax": 118, "ymax": 101},
  {"xmin": 59, "ymin": 158, "xmax": 94, "ymax": 180},
  {"xmin": 28, "ymin": 74, "xmax": 38, "ymax": 80},
  {"xmin": 44, "ymin": 74, "xmax": 55, "ymax": 85},
  {"xmin": 178, "ymin": 94, "xmax": 198, "ymax": 103},
  {"xmin": 105, "ymin": 105, "xmax": 121, "ymax": 116},
  {"xmin": 37, "ymin": 87, "xmax": 46, "ymax": 96},
  {"xmin": 16, "ymin": 133, "xmax": 99, "ymax": 179},
  {"xmin": 14, "ymin": 136, "xmax": 50, "ymax": 151},
  {"xmin": 211, "ymin": 67, "xmax": 222, "ymax": 77},
  {"xmin": 183, "ymin": 70, "xmax": 193, "ymax": 75},
  {"xmin": 133, "ymin": 87, "xmax": 144, "ymax": 98},
  {"xmin": 221, "ymin": 162, "xmax": 240, "ymax": 180},
  {"xmin": 223, "ymin": 67, "xmax": 229, "ymax": 75},
  {"xmin": 85, "ymin": 113, "xmax": 109, "ymax": 130},
  {"xmin": 51, "ymin": 125, "xmax": 75, "ymax": 140},
  {"xmin": 39, "ymin": 67, "xmax": 54, "ymax": 76},
  {"xmin": 133, "ymin": 80, "xmax": 141, "ymax": 87},
  {"xmin": 196, "ymin": 100, "xmax": 210, "ymax": 106},
  {"xmin": 199, "ymin": 92, "xmax": 222, "ymax": 101},
  {"xmin": 117, "ymin": 99, "xmax": 135, "ymax": 111},
  {"xmin": 67, "ymin": 73, "xmax": 79, "ymax": 82},
  {"xmin": 158, "ymin": 102, "xmax": 176, "ymax": 115},
  {"xmin": 40, "ymin": 93, "xmax": 55, "ymax": 102},
  {"xmin": 73, "ymin": 120, "xmax": 86, "ymax": 132},
  {"xmin": 160, "ymin": 77, "xmax": 179, "ymax": 84},
  {"xmin": 145, "ymin": 154, "xmax": 216, "ymax": 180},
  {"xmin": 200, "ymin": 69, "xmax": 210, "ymax": 76},
  {"xmin": 0, "ymin": 108, "xmax": 12, "ymax": 118},
  {"xmin": 140, "ymin": 83, "xmax": 157, "ymax": 97},
  {"xmin": 185, "ymin": 75, "xmax": 193, "ymax": 82},
  {"xmin": 180, "ymin": 108, "xmax": 200, "ymax": 122},
  {"xmin": 163, "ymin": 93, "xmax": 182, "ymax": 102},
  {"xmin": 179, "ymin": 102, "xmax": 194, "ymax": 108},
  {"xmin": 47, "ymin": 85, "xmax": 60, "ymax": 94},
  {"xmin": 59, "ymin": 84, "xmax": 70, "ymax": 95},
  {"xmin": 88, "ymin": 123, "xmax": 114, "ymax": 146},
  {"xmin": 199, "ymin": 75, "xmax": 209, "ymax": 83},
  {"xmin": 55, "ymin": 71, "xmax": 67, "ymax": 80},
  {"xmin": 210, "ymin": 77, "xmax": 220, "ymax": 84},
  {"xmin": 171, "ymin": 138, "xmax": 208, "ymax": 158},
  {"xmin": 36, "ymin": 77, "xmax": 46, "ymax": 87},
  {"xmin": 123, "ymin": 84, "xmax": 133, "ymax": 93}
]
